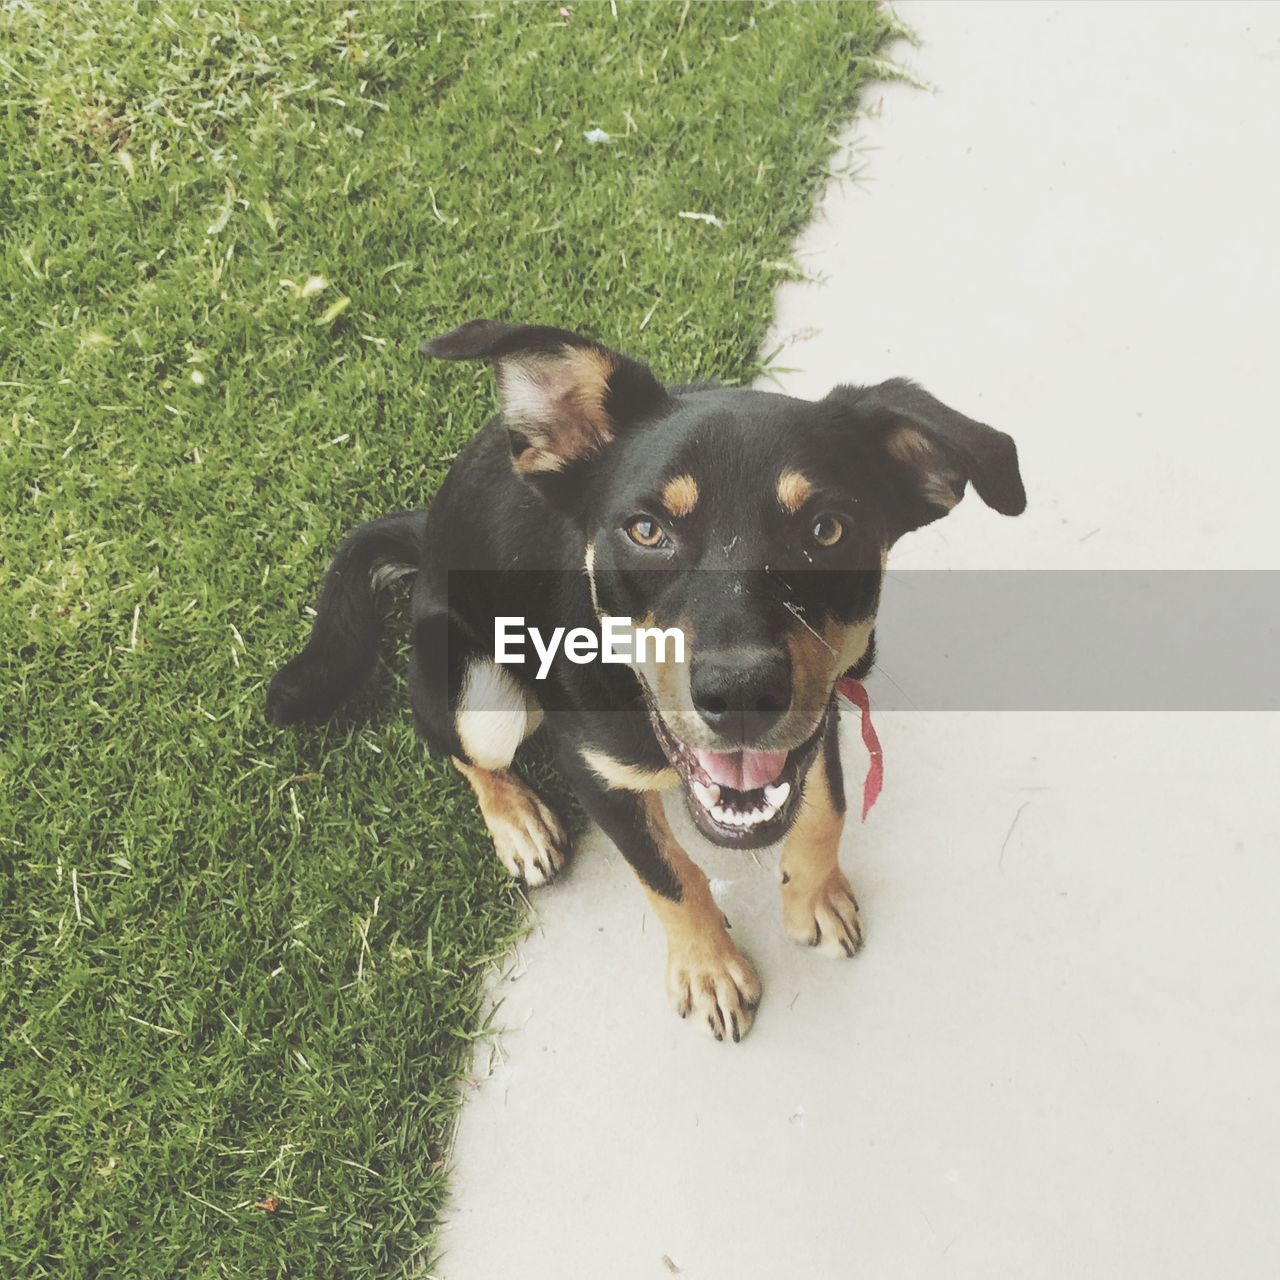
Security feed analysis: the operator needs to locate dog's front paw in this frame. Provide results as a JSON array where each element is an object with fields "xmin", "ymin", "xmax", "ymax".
[
  {"xmin": 485, "ymin": 788, "xmax": 568, "ymax": 888},
  {"xmin": 665, "ymin": 936, "xmax": 762, "ymax": 1043},
  {"xmin": 782, "ymin": 865, "xmax": 863, "ymax": 958}
]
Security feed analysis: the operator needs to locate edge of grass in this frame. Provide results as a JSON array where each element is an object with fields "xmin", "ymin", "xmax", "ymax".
[{"xmin": 0, "ymin": 3, "xmax": 898, "ymax": 1274}]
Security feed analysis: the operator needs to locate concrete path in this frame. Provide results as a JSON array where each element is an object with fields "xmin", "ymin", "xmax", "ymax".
[{"xmin": 435, "ymin": 5, "xmax": 1280, "ymax": 1277}]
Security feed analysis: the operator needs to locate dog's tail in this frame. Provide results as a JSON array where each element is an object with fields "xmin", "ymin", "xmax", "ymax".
[{"xmin": 265, "ymin": 509, "xmax": 428, "ymax": 726}]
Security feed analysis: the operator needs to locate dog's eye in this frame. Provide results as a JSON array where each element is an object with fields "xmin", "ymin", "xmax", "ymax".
[
  {"xmin": 625, "ymin": 516, "xmax": 669, "ymax": 549},
  {"xmin": 811, "ymin": 515, "xmax": 845, "ymax": 548}
]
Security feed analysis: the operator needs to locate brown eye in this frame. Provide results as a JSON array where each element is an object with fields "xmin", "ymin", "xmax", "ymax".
[
  {"xmin": 626, "ymin": 516, "xmax": 668, "ymax": 549},
  {"xmin": 811, "ymin": 514, "xmax": 845, "ymax": 548}
]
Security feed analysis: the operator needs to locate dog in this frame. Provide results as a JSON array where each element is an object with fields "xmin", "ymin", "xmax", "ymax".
[{"xmin": 265, "ymin": 320, "xmax": 1025, "ymax": 1042}]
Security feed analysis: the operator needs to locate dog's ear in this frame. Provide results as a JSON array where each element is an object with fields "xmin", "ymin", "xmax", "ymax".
[
  {"xmin": 826, "ymin": 378, "xmax": 1026, "ymax": 536},
  {"xmin": 421, "ymin": 320, "xmax": 671, "ymax": 477}
]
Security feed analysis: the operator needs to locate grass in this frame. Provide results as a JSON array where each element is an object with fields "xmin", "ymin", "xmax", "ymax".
[{"xmin": 0, "ymin": 1, "xmax": 895, "ymax": 1274}]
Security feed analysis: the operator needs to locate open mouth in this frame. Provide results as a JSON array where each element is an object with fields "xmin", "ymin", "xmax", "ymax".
[{"xmin": 649, "ymin": 709, "xmax": 826, "ymax": 849}]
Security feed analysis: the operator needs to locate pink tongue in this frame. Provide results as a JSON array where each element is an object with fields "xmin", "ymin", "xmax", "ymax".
[{"xmin": 691, "ymin": 747, "xmax": 788, "ymax": 792}]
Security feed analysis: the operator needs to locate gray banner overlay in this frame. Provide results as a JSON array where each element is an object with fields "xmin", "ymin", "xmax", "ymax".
[
  {"xmin": 445, "ymin": 571, "xmax": 1280, "ymax": 711},
  {"xmin": 870, "ymin": 571, "xmax": 1279, "ymax": 711}
]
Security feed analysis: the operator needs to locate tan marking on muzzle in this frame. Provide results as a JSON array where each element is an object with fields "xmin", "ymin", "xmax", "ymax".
[
  {"xmin": 631, "ymin": 612, "xmax": 701, "ymax": 741},
  {"xmin": 786, "ymin": 615, "xmax": 875, "ymax": 727},
  {"xmin": 640, "ymin": 606, "xmax": 869, "ymax": 756}
]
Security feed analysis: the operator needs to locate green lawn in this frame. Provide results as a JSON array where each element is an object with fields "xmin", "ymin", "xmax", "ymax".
[{"xmin": 0, "ymin": 2, "xmax": 894, "ymax": 1274}]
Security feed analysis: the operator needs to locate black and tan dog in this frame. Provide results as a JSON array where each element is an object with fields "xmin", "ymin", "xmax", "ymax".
[{"xmin": 266, "ymin": 320, "xmax": 1025, "ymax": 1042}]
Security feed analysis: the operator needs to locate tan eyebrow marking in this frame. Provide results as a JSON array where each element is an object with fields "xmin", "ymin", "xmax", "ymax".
[
  {"xmin": 660, "ymin": 473, "xmax": 699, "ymax": 518},
  {"xmin": 777, "ymin": 470, "xmax": 814, "ymax": 514}
]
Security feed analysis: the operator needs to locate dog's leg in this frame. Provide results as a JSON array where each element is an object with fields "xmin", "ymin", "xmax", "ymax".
[
  {"xmin": 452, "ymin": 758, "xmax": 568, "ymax": 888},
  {"xmin": 557, "ymin": 750, "xmax": 761, "ymax": 1040},
  {"xmin": 411, "ymin": 612, "xmax": 565, "ymax": 887},
  {"xmin": 779, "ymin": 711, "xmax": 863, "ymax": 958},
  {"xmin": 640, "ymin": 793, "xmax": 762, "ymax": 1041}
]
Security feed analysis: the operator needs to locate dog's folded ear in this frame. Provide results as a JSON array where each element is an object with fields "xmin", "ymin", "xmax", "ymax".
[
  {"xmin": 826, "ymin": 378, "xmax": 1026, "ymax": 535},
  {"xmin": 421, "ymin": 320, "xmax": 671, "ymax": 477}
]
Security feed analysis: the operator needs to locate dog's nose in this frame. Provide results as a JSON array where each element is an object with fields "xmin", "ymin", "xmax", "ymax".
[{"xmin": 690, "ymin": 650, "xmax": 791, "ymax": 742}]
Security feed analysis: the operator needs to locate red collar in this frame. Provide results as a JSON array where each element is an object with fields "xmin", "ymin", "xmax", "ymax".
[{"xmin": 835, "ymin": 677, "xmax": 883, "ymax": 821}]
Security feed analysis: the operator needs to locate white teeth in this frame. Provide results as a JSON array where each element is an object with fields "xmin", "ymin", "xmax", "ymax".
[
  {"xmin": 709, "ymin": 800, "xmax": 780, "ymax": 829},
  {"xmin": 764, "ymin": 781, "xmax": 791, "ymax": 809},
  {"xmin": 692, "ymin": 780, "xmax": 721, "ymax": 810}
]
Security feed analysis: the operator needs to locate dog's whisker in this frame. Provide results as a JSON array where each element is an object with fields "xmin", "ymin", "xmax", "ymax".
[
  {"xmin": 783, "ymin": 600, "xmax": 836, "ymax": 655},
  {"xmin": 870, "ymin": 660, "xmax": 919, "ymax": 710}
]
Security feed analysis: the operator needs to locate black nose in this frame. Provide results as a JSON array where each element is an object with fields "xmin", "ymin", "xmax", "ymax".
[{"xmin": 690, "ymin": 650, "xmax": 792, "ymax": 742}]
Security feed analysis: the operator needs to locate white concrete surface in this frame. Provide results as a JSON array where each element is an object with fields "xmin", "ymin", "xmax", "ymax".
[{"xmin": 435, "ymin": 5, "xmax": 1280, "ymax": 1277}]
